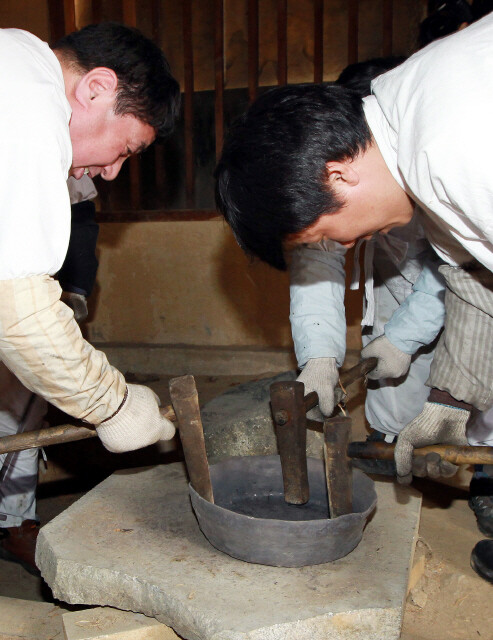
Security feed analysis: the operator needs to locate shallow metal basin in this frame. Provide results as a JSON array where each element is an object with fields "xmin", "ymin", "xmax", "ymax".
[{"xmin": 189, "ymin": 455, "xmax": 377, "ymax": 567}]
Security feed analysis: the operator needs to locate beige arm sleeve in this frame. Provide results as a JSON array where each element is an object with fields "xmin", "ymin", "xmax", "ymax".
[{"xmin": 0, "ymin": 275, "xmax": 126, "ymax": 424}]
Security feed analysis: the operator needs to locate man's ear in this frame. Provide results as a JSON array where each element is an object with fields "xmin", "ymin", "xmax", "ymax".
[
  {"xmin": 325, "ymin": 160, "xmax": 360, "ymax": 188},
  {"xmin": 73, "ymin": 67, "xmax": 118, "ymax": 111}
]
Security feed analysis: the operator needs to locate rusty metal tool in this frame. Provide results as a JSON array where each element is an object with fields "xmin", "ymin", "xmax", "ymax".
[
  {"xmin": 0, "ymin": 405, "xmax": 176, "ymax": 455},
  {"xmin": 169, "ymin": 374, "xmax": 214, "ymax": 503},
  {"xmin": 271, "ymin": 380, "xmax": 309, "ymax": 505},
  {"xmin": 323, "ymin": 416, "xmax": 353, "ymax": 518}
]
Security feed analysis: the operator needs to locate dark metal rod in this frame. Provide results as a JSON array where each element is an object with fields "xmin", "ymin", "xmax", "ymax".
[{"xmin": 271, "ymin": 381, "xmax": 309, "ymax": 505}]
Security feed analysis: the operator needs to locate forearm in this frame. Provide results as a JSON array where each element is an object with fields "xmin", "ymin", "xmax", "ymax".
[
  {"xmin": 0, "ymin": 275, "xmax": 126, "ymax": 424},
  {"xmin": 385, "ymin": 259, "xmax": 446, "ymax": 354},
  {"xmin": 289, "ymin": 243, "xmax": 347, "ymax": 368}
]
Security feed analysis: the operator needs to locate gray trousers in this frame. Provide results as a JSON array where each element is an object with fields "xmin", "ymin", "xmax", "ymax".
[{"xmin": 0, "ymin": 363, "xmax": 46, "ymax": 527}]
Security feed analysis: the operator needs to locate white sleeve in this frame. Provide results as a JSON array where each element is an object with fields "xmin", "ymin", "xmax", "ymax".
[
  {"xmin": 0, "ymin": 30, "xmax": 73, "ymax": 279},
  {"xmin": 289, "ymin": 241, "xmax": 347, "ymax": 368}
]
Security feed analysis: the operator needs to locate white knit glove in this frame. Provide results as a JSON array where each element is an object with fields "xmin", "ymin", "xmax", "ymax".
[
  {"xmin": 96, "ymin": 384, "xmax": 176, "ymax": 453},
  {"xmin": 361, "ymin": 335, "xmax": 412, "ymax": 380},
  {"xmin": 394, "ymin": 401, "xmax": 469, "ymax": 484},
  {"xmin": 297, "ymin": 357, "xmax": 339, "ymax": 418}
]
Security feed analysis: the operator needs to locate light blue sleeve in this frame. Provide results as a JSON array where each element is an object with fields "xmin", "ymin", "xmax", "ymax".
[
  {"xmin": 384, "ymin": 254, "xmax": 446, "ymax": 355},
  {"xmin": 288, "ymin": 241, "xmax": 347, "ymax": 368}
]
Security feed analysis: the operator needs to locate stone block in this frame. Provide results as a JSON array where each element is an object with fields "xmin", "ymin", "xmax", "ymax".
[
  {"xmin": 37, "ymin": 463, "xmax": 421, "ymax": 640},
  {"xmin": 0, "ymin": 596, "xmax": 63, "ymax": 639},
  {"xmin": 62, "ymin": 607, "xmax": 180, "ymax": 640}
]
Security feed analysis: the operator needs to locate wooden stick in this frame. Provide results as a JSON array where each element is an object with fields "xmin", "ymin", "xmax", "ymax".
[
  {"xmin": 323, "ymin": 416, "xmax": 353, "ymax": 518},
  {"xmin": 0, "ymin": 405, "xmax": 176, "ymax": 455},
  {"xmin": 169, "ymin": 375, "xmax": 214, "ymax": 503},
  {"xmin": 347, "ymin": 441, "xmax": 493, "ymax": 466}
]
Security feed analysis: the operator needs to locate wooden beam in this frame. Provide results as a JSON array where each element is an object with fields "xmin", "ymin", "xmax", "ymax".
[
  {"xmin": 122, "ymin": 0, "xmax": 141, "ymax": 211},
  {"xmin": 183, "ymin": 0, "xmax": 195, "ymax": 205},
  {"xmin": 348, "ymin": 0, "xmax": 359, "ymax": 65},
  {"xmin": 248, "ymin": 0, "xmax": 259, "ymax": 103},
  {"xmin": 215, "ymin": 0, "xmax": 225, "ymax": 161},
  {"xmin": 313, "ymin": 0, "xmax": 324, "ymax": 83},
  {"xmin": 382, "ymin": 0, "xmax": 393, "ymax": 56},
  {"xmin": 277, "ymin": 0, "xmax": 287, "ymax": 85},
  {"xmin": 95, "ymin": 209, "xmax": 220, "ymax": 223}
]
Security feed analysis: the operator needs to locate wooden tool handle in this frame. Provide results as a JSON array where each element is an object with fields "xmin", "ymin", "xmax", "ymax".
[
  {"xmin": 0, "ymin": 404, "xmax": 176, "ymax": 455},
  {"xmin": 169, "ymin": 375, "xmax": 214, "ymax": 503},
  {"xmin": 348, "ymin": 441, "xmax": 493, "ymax": 466}
]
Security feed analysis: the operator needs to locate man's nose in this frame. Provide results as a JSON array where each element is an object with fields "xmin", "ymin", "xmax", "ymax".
[{"xmin": 101, "ymin": 157, "xmax": 126, "ymax": 181}]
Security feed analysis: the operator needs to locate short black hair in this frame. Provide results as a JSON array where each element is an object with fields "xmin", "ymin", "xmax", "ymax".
[
  {"xmin": 419, "ymin": 0, "xmax": 473, "ymax": 48},
  {"xmin": 470, "ymin": 0, "xmax": 493, "ymax": 20},
  {"xmin": 53, "ymin": 22, "xmax": 180, "ymax": 139},
  {"xmin": 337, "ymin": 56, "xmax": 406, "ymax": 97},
  {"xmin": 215, "ymin": 83, "xmax": 371, "ymax": 270}
]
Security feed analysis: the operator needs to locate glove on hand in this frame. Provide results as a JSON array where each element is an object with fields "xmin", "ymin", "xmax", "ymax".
[
  {"xmin": 297, "ymin": 357, "xmax": 339, "ymax": 418},
  {"xmin": 61, "ymin": 291, "xmax": 88, "ymax": 323},
  {"xmin": 394, "ymin": 401, "xmax": 469, "ymax": 484},
  {"xmin": 97, "ymin": 384, "xmax": 176, "ymax": 453},
  {"xmin": 361, "ymin": 334, "xmax": 412, "ymax": 380}
]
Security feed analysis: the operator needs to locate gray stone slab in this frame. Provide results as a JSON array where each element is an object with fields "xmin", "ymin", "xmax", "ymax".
[
  {"xmin": 201, "ymin": 371, "xmax": 328, "ymax": 463},
  {"xmin": 37, "ymin": 464, "xmax": 421, "ymax": 640}
]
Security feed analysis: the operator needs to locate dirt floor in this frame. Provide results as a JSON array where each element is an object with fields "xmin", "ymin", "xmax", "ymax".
[{"xmin": 0, "ymin": 370, "xmax": 492, "ymax": 639}]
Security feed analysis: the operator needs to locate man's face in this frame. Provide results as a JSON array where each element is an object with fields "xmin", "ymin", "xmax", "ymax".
[
  {"xmin": 287, "ymin": 149, "xmax": 415, "ymax": 248},
  {"xmin": 287, "ymin": 202, "xmax": 401, "ymax": 249},
  {"xmin": 69, "ymin": 109, "xmax": 155, "ymax": 181}
]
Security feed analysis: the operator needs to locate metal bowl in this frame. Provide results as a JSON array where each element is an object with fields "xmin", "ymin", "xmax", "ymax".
[{"xmin": 189, "ymin": 455, "xmax": 377, "ymax": 567}]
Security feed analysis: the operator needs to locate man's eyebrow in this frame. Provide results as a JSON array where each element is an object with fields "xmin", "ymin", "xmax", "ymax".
[{"xmin": 134, "ymin": 142, "xmax": 148, "ymax": 154}]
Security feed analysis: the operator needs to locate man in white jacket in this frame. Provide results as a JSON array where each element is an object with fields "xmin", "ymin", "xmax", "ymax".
[
  {"xmin": 0, "ymin": 23, "xmax": 180, "ymax": 572},
  {"xmin": 215, "ymin": 14, "xmax": 493, "ymax": 580}
]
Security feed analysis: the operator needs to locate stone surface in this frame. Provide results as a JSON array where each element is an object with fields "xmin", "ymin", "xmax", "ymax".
[
  {"xmin": 62, "ymin": 607, "xmax": 180, "ymax": 640},
  {"xmin": 0, "ymin": 596, "xmax": 64, "ymax": 639},
  {"xmin": 37, "ymin": 463, "xmax": 421, "ymax": 640},
  {"xmin": 201, "ymin": 371, "xmax": 327, "ymax": 463}
]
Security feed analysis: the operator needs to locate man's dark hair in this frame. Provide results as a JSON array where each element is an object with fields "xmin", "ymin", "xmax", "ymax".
[
  {"xmin": 53, "ymin": 22, "xmax": 180, "ymax": 139},
  {"xmin": 215, "ymin": 83, "xmax": 371, "ymax": 270},
  {"xmin": 337, "ymin": 56, "xmax": 406, "ymax": 97},
  {"xmin": 470, "ymin": 0, "xmax": 493, "ymax": 20},
  {"xmin": 419, "ymin": 0, "xmax": 473, "ymax": 48}
]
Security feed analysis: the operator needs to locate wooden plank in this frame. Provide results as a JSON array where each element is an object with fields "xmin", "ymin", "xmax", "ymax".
[
  {"xmin": 91, "ymin": 0, "xmax": 103, "ymax": 22},
  {"xmin": 122, "ymin": 0, "xmax": 141, "ymax": 211},
  {"xmin": 47, "ymin": 0, "xmax": 66, "ymax": 43},
  {"xmin": 323, "ymin": 416, "xmax": 353, "ymax": 518},
  {"xmin": 382, "ymin": 0, "xmax": 393, "ymax": 56},
  {"xmin": 63, "ymin": 0, "xmax": 76, "ymax": 33},
  {"xmin": 347, "ymin": 0, "xmax": 359, "ymax": 65},
  {"xmin": 169, "ymin": 375, "xmax": 214, "ymax": 503},
  {"xmin": 277, "ymin": 0, "xmax": 287, "ymax": 85},
  {"xmin": 95, "ymin": 209, "xmax": 220, "ymax": 223},
  {"xmin": 151, "ymin": 0, "xmax": 166, "ymax": 194},
  {"xmin": 183, "ymin": 0, "xmax": 195, "ymax": 205},
  {"xmin": 215, "ymin": 0, "xmax": 225, "ymax": 161},
  {"xmin": 313, "ymin": 0, "xmax": 324, "ymax": 83},
  {"xmin": 248, "ymin": 0, "xmax": 259, "ymax": 103}
]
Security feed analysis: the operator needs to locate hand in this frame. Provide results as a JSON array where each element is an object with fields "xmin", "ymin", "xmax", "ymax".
[
  {"xmin": 96, "ymin": 384, "xmax": 176, "ymax": 453},
  {"xmin": 394, "ymin": 401, "xmax": 469, "ymax": 484},
  {"xmin": 61, "ymin": 291, "xmax": 88, "ymax": 323},
  {"xmin": 296, "ymin": 357, "xmax": 339, "ymax": 418},
  {"xmin": 361, "ymin": 335, "xmax": 411, "ymax": 380}
]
